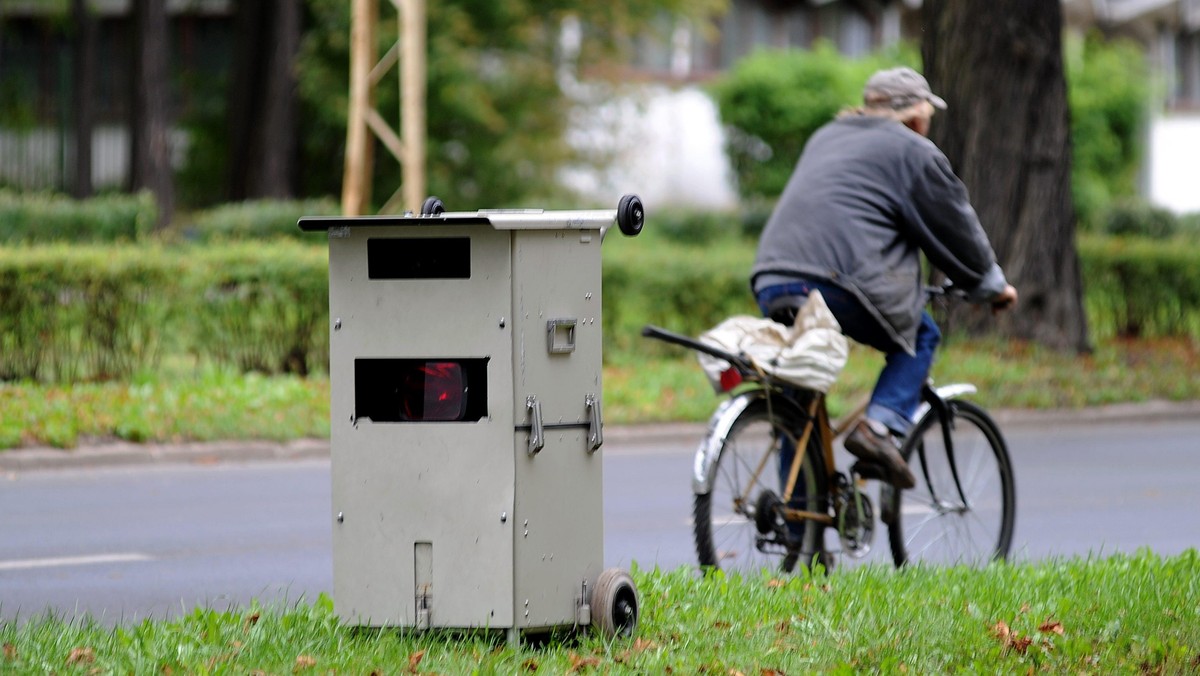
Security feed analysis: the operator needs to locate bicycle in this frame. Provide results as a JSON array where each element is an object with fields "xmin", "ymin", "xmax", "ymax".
[{"xmin": 641, "ymin": 285, "xmax": 1016, "ymax": 573}]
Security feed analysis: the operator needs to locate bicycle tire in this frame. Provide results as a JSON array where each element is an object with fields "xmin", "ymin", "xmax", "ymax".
[
  {"xmin": 886, "ymin": 400, "xmax": 1016, "ymax": 566},
  {"xmin": 693, "ymin": 397, "xmax": 830, "ymax": 575}
]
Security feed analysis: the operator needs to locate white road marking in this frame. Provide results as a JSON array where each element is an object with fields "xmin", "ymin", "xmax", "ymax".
[{"xmin": 0, "ymin": 553, "xmax": 153, "ymax": 572}]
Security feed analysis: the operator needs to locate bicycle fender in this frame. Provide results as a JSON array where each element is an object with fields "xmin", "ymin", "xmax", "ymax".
[
  {"xmin": 912, "ymin": 382, "xmax": 977, "ymax": 422},
  {"xmin": 692, "ymin": 392, "xmax": 765, "ymax": 495}
]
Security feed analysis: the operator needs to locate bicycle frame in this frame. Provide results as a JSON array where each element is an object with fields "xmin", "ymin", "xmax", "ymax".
[{"xmin": 690, "ymin": 380, "xmax": 978, "ymax": 528}]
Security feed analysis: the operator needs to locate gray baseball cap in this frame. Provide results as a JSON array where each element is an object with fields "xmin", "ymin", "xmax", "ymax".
[{"xmin": 863, "ymin": 67, "xmax": 947, "ymax": 110}]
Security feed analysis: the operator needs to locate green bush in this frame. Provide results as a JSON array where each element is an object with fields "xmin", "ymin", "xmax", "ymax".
[
  {"xmin": 602, "ymin": 229, "xmax": 758, "ymax": 354},
  {"xmin": 176, "ymin": 198, "xmax": 341, "ymax": 243},
  {"xmin": 0, "ymin": 246, "xmax": 171, "ymax": 381},
  {"xmin": 0, "ymin": 243, "xmax": 329, "ymax": 383},
  {"xmin": 181, "ymin": 243, "xmax": 330, "ymax": 376},
  {"xmin": 3, "ymin": 222, "xmax": 1199, "ymax": 386},
  {"xmin": 1100, "ymin": 199, "xmax": 1179, "ymax": 239},
  {"xmin": 1066, "ymin": 34, "xmax": 1152, "ymax": 230},
  {"xmin": 1079, "ymin": 234, "xmax": 1200, "ymax": 339},
  {"xmin": 709, "ymin": 42, "xmax": 918, "ymax": 201},
  {"xmin": 0, "ymin": 190, "xmax": 157, "ymax": 243}
]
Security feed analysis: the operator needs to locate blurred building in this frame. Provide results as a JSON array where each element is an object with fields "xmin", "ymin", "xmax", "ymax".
[{"xmin": 0, "ymin": 1, "xmax": 231, "ymax": 192}]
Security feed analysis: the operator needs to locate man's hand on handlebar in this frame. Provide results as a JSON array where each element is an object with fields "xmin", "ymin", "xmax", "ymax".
[{"xmin": 991, "ymin": 284, "xmax": 1018, "ymax": 314}]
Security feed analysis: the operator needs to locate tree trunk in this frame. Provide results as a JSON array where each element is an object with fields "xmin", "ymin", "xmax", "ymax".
[
  {"xmin": 227, "ymin": 0, "xmax": 300, "ymax": 201},
  {"xmin": 922, "ymin": 0, "xmax": 1090, "ymax": 352},
  {"xmin": 71, "ymin": 0, "xmax": 96, "ymax": 198},
  {"xmin": 130, "ymin": 0, "xmax": 175, "ymax": 229}
]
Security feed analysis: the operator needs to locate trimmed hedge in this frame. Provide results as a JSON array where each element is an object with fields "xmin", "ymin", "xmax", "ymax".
[
  {"xmin": 0, "ymin": 190, "xmax": 158, "ymax": 243},
  {"xmin": 1079, "ymin": 234, "xmax": 1200, "ymax": 339},
  {"xmin": 0, "ymin": 246, "xmax": 171, "ymax": 381},
  {"xmin": 181, "ymin": 244, "xmax": 330, "ymax": 376},
  {"xmin": 1, "ymin": 232, "xmax": 1198, "ymax": 384},
  {"xmin": 175, "ymin": 198, "xmax": 340, "ymax": 243},
  {"xmin": 0, "ymin": 243, "xmax": 328, "ymax": 382}
]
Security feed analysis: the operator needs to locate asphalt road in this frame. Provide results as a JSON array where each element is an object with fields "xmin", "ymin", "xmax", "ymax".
[{"xmin": 2, "ymin": 415, "xmax": 1198, "ymax": 625}]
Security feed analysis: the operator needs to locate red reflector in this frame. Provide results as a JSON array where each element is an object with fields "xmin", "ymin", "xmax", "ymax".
[
  {"xmin": 719, "ymin": 367, "xmax": 743, "ymax": 392},
  {"xmin": 403, "ymin": 362, "xmax": 465, "ymax": 421}
]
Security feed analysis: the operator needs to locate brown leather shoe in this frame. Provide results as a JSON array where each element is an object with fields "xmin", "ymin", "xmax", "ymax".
[{"xmin": 844, "ymin": 419, "xmax": 916, "ymax": 489}]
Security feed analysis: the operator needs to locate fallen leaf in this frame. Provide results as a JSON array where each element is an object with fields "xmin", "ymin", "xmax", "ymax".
[
  {"xmin": 293, "ymin": 654, "xmax": 316, "ymax": 672},
  {"xmin": 3, "ymin": 644, "xmax": 15, "ymax": 660},
  {"xmin": 243, "ymin": 612, "xmax": 261, "ymax": 631},
  {"xmin": 1037, "ymin": 620, "xmax": 1064, "ymax": 635},
  {"xmin": 713, "ymin": 621, "xmax": 731, "ymax": 630},
  {"xmin": 408, "ymin": 650, "xmax": 426, "ymax": 673},
  {"xmin": 569, "ymin": 652, "xmax": 600, "ymax": 673},
  {"xmin": 67, "ymin": 647, "xmax": 95, "ymax": 665},
  {"xmin": 992, "ymin": 620, "xmax": 1011, "ymax": 642},
  {"xmin": 522, "ymin": 657, "xmax": 539, "ymax": 671},
  {"xmin": 633, "ymin": 638, "xmax": 657, "ymax": 652},
  {"xmin": 1010, "ymin": 635, "xmax": 1033, "ymax": 655},
  {"xmin": 761, "ymin": 669, "xmax": 785, "ymax": 676},
  {"xmin": 766, "ymin": 579, "xmax": 786, "ymax": 588}
]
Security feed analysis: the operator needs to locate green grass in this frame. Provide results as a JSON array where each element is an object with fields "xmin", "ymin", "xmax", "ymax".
[
  {"xmin": 1, "ymin": 337, "xmax": 1198, "ymax": 450},
  {"xmin": 0, "ymin": 363, "xmax": 329, "ymax": 450},
  {"xmin": 3, "ymin": 551, "xmax": 1197, "ymax": 673}
]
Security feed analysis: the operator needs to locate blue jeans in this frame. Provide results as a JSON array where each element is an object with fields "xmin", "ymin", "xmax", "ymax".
[{"xmin": 755, "ymin": 279, "xmax": 941, "ymax": 437}]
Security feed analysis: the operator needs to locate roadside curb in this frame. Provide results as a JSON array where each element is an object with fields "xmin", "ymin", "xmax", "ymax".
[{"xmin": 2, "ymin": 400, "xmax": 1198, "ymax": 473}]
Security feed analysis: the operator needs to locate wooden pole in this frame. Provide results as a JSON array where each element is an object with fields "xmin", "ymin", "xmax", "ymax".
[
  {"xmin": 399, "ymin": 0, "xmax": 426, "ymax": 213},
  {"xmin": 342, "ymin": 0, "xmax": 376, "ymax": 216}
]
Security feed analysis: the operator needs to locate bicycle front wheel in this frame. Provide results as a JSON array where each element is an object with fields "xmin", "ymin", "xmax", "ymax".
[
  {"xmin": 693, "ymin": 397, "xmax": 829, "ymax": 576},
  {"xmin": 886, "ymin": 400, "xmax": 1015, "ymax": 566}
]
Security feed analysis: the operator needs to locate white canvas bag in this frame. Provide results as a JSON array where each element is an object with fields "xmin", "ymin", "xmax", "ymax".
[{"xmin": 696, "ymin": 290, "xmax": 849, "ymax": 393}]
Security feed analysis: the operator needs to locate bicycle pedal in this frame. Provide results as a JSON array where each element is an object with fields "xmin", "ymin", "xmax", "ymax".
[{"xmin": 851, "ymin": 460, "xmax": 888, "ymax": 481}]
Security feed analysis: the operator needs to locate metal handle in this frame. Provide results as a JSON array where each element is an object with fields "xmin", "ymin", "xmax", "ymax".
[
  {"xmin": 526, "ymin": 396, "xmax": 544, "ymax": 455},
  {"xmin": 586, "ymin": 394, "xmax": 603, "ymax": 452}
]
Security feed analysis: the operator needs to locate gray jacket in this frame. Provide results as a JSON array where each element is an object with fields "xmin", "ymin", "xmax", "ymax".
[{"xmin": 751, "ymin": 115, "xmax": 1007, "ymax": 354}]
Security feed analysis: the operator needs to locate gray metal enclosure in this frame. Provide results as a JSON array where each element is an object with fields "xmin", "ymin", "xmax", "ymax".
[{"xmin": 300, "ymin": 203, "xmax": 641, "ymax": 638}]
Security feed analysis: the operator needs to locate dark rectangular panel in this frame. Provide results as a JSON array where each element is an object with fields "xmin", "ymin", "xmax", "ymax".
[{"xmin": 367, "ymin": 238, "xmax": 470, "ymax": 279}]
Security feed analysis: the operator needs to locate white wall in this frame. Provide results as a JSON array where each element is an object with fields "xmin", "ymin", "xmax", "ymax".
[
  {"xmin": 563, "ymin": 85, "xmax": 738, "ymax": 210},
  {"xmin": 1148, "ymin": 114, "xmax": 1200, "ymax": 214}
]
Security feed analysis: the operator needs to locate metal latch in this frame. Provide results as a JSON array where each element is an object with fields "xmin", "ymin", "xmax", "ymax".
[
  {"xmin": 585, "ymin": 393, "xmax": 603, "ymax": 452},
  {"xmin": 526, "ymin": 396, "xmax": 545, "ymax": 455},
  {"xmin": 576, "ymin": 579, "xmax": 592, "ymax": 626}
]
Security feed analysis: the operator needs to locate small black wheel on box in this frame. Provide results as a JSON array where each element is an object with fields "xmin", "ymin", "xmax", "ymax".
[
  {"xmin": 420, "ymin": 196, "xmax": 445, "ymax": 216},
  {"xmin": 592, "ymin": 568, "xmax": 638, "ymax": 637},
  {"xmin": 617, "ymin": 194, "xmax": 644, "ymax": 236}
]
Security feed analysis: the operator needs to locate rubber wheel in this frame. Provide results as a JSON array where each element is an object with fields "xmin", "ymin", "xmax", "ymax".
[
  {"xmin": 592, "ymin": 568, "xmax": 638, "ymax": 638},
  {"xmin": 616, "ymin": 194, "xmax": 644, "ymax": 236},
  {"xmin": 420, "ymin": 196, "xmax": 445, "ymax": 216},
  {"xmin": 886, "ymin": 400, "xmax": 1015, "ymax": 566}
]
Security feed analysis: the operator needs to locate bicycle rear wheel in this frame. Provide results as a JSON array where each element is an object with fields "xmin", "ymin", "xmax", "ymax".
[
  {"xmin": 693, "ymin": 397, "xmax": 829, "ymax": 575},
  {"xmin": 886, "ymin": 400, "xmax": 1015, "ymax": 566}
]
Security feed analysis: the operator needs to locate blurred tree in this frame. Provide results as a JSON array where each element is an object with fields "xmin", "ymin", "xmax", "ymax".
[
  {"xmin": 70, "ymin": 0, "xmax": 96, "ymax": 198},
  {"xmin": 296, "ymin": 0, "xmax": 724, "ymax": 210},
  {"xmin": 227, "ymin": 0, "xmax": 302, "ymax": 200},
  {"xmin": 130, "ymin": 0, "xmax": 174, "ymax": 228},
  {"xmin": 922, "ymin": 0, "xmax": 1090, "ymax": 352}
]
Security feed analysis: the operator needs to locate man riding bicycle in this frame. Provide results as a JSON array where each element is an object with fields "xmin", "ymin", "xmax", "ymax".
[{"xmin": 751, "ymin": 66, "xmax": 1018, "ymax": 489}]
